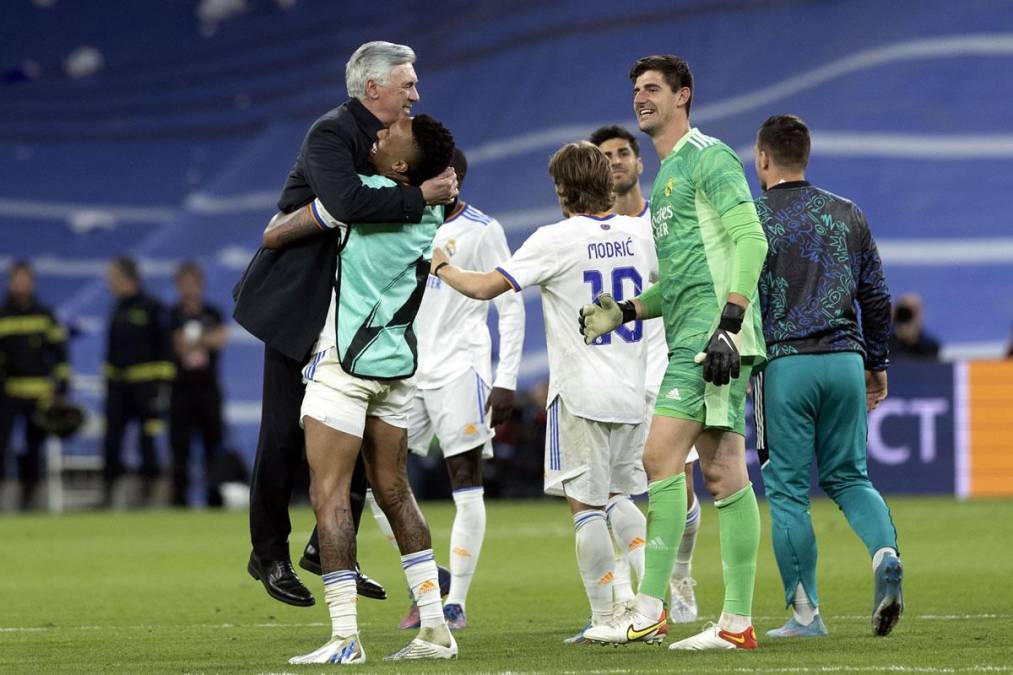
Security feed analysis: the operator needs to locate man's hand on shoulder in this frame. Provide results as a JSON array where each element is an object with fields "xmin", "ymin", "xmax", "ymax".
[{"xmin": 421, "ymin": 167, "xmax": 459, "ymax": 205}]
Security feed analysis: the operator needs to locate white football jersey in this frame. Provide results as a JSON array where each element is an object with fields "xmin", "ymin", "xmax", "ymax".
[
  {"xmin": 416, "ymin": 203, "xmax": 525, "ymax": 390},
  {"xmin": 497, "ymin": 213, "xmax": 658, "ymax": 424},
  {"xmin": 636, "ymin": 201, "xmax": 669, "ymax": 396}
]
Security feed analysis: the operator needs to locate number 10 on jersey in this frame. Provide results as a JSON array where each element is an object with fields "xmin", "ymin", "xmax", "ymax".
[{"xmin": 583, "ymin": 266, "xmax": 643, "ymax": 345}]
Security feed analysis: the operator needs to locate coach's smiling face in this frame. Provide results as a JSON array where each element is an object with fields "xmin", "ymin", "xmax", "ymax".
[{"xmin": 366, "ymin": 63, "xmax": 420, "ymax": 126}]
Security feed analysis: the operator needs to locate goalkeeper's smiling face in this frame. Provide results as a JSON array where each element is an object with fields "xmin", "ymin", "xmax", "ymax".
[
  {"xmin": 633, "ymin": 70, "xmax": 689, "ymax": 136},
  {"xmin": 370, "ymin": 116, "xmax": 420, "ymax": 185}
]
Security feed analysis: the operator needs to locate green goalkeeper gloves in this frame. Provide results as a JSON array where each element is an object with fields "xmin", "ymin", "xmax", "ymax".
[{"xmin": 578, "ymin": 293, "xmax": 636, "ymax": 345}]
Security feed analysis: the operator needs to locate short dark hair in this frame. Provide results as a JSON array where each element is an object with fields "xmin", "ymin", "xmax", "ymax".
[
  {"xmin": 9, "ymin": 259, "xmax": 32, "ymax": 277},
  {"xmin": 111, "ymin": 255, "xmax": 140, "ymax": 284},
  {"xmin": 589, "ymin": 125, "xmax": 640, "ymax": 157},
  {"xmin": 175, "ymin": 260, "xmax": 203, "ymax": 283},
  {"xmin": 548, "ymin": 141, "xmax": 614, "ymax": 215},
  {"xmin": 629, "ymin": 55, "xmax": 694, "ymax": 115},
  {"xmin": 757, "ymin": 115, "xmax": 811, "ymax": 171},
  {"xmin": 450, "ymin": 148, "xmax": 468, "ymax": 189},
  {"xmin": 407, "ymin": 114, "xmax": 455, "ymax": 187}
]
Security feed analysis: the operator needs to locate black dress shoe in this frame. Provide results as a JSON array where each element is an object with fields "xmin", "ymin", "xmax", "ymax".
[
  {"xmin": 248, "ymin": 553, "xmax": 314, "ymax": 607},
  {"xmin": 355, "ymin": 564, "xmax": 387, "ymax": 600},
  {"xmin": 299, "ymin": 544, "xmax": 387, "ymax": 600}
]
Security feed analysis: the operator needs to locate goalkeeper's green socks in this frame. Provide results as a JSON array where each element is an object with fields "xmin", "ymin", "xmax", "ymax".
[
  {"xmin": 635, "ymin": 473, "xmax": 687, "ymax": 618},
  {"xmin": 716, "ymin": 483, "xmax": 761, "ymax": 626}
]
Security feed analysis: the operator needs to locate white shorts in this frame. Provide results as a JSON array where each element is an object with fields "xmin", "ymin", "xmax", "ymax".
[
  {"xmin": 408, "ymin": 369, "xmax": 494, "ymax": 459},
  {"xmin": 646, "ymin": 389, "xmax": 699, "ymax": 464},
  {"xmin": 544, "ymin": 396, "xmax": 648, "ymax": 506},
  {"xmin": 300, "ymin": 347, "xmax": 414, "ymax": 439}
]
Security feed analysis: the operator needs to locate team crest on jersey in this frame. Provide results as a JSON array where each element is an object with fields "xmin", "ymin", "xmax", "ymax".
[
  {"xmin": 664, "ymin": 177, "xmax": 675, "ymax": 197},
  {"xmin": 445, "ymin": 238, "xmax": 457, "ymax": 256},
  {"xmin": 600, "ymin": 223, "xmax": 611, "ymax": 230}
]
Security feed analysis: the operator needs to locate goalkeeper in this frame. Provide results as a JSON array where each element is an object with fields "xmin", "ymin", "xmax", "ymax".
[{"xmin": 580, "ymin": 54, "xmax": 768, "ymax": 651}]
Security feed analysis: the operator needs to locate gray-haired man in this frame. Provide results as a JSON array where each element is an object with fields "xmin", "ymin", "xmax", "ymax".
[{"xmin": 234, "ymin": 41, "xmax": 458, "ymax": 614}]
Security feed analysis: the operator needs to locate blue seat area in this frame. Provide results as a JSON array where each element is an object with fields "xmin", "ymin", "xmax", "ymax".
[{"xmin": 2, "ymin": 0, "xmax": 1011, "ymax": 465}]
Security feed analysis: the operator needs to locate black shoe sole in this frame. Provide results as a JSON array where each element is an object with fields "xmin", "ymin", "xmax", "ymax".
[{"xmin": 247, "ymin": 560, "xmax": 315, "ymax": 608}]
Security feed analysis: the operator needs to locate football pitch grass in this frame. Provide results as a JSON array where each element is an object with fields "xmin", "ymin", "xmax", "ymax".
[{"xmin": 2, "ymin": 497, "xmax": 1011, "ymax": 673}]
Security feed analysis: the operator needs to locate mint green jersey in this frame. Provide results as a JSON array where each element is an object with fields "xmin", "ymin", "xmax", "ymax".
[
  {"xmin": 649, "ymin": 128, "xmax": 765, "ymax": 361},
  {"xmin": 333, "ymin": 174, "xmax": 443, "ymax": 379}
]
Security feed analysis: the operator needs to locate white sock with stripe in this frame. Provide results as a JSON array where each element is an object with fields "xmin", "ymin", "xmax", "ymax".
[
  {"xmin": 401, "ymin": 549, "xmax": 445, "ymax": 629},
  {"xmin": 322, "ymin": 570, "xmax": 358, "ymax": 638},
  {"xmin": 573, "ymin": 510, "xmax": 615, "ymax": 626},
  {"xmin": 673, "ymin": 495, "xmax": 701, "ymax": 579},
  {"xmin": 606, "ymin": 494, "xmax": 646, "ymax": 582},
  {"xmin": 366, "ymin": 488, "xmax": 398, "ymax": 549},
  {"xmin": 446, "ymin": 486, "xmax": 486, "ymax": 609}
]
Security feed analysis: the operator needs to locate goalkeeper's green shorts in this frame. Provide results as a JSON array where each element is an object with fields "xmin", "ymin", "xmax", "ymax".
[{"xmin": 653, "ymin": 334, "xmax": 753, "ymax": 436}]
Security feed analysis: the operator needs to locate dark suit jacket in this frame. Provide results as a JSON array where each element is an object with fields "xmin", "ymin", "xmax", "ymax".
[{"xmin": 233, "ymin": 99, "xmax": 426, "ymax": 362}]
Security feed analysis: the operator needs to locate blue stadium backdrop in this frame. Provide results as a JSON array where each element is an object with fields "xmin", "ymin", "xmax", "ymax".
[{"xmin": 2, "ymin": 0, "xmax": 1012, "ymax": 492}]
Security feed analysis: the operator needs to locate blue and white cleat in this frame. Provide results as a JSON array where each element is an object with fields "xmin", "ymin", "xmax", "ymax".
[
  {"xmin": 288, "ymin": 633, "xmax": 366, "ymax": 665},
  {"xmin": 766, "ymin": 615, "xmax": 829, "ymax": 638},
  {"xmin": 873, "ymin": 554, "xmax": 904, "ymax": 636},
  {"xmin": 384, "ymin": 625, "xmax": 458, "ymax": 661},
  {"xmin": 563, "ymin": 617, "xmax": 592, "ymax": 645},
  {"xmin": 444, "ymin": 603, "xmax": 468, "ymax": 631}
]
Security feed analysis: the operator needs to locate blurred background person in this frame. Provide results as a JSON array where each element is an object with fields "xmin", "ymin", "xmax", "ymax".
[
  {"xmin": 0, "ymin": 260, "xmax": 70, "ymax": 510},
  {"xmin": 169, "ymin": 261, "xmax": 227, "ymax": 508},
  {"xmin": 103, "ymin": 256, "xmax": 174, "ymax": 507},
  {"xmin": 889, "ymin": 293, "xmax": 941, "ymax": 361}
]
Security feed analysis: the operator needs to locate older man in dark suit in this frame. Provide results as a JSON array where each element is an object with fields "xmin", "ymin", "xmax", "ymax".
[{"xmin": 234, "ymin": 41, "xmax": 457, "ymax": 607}]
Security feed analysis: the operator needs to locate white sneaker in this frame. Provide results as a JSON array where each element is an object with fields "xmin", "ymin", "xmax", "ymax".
[
  {"xmin": 669, "ymin": 576, "xmax": 698, "ymax": 624},
  {"xmin": 383, "ymin": 625, "xmax": 458, "ymax": 661},
  {"xmin": 583, "ymin": 607, "xmax": 667, "ymax": 645},
  {"xmin": 669, "ymin": 622, "xmax": 757, "ymax": 651},
  {"xmin": 289, "ymin": 633, "xmax": 366, "ymax": 664}
]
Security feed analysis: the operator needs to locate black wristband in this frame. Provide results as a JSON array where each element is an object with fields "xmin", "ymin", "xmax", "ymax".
[
  {"xmin": 433, "ymin": 261, "xmax": 450, "ymax": 278},
  {"xmin": 718, "ymin": 302, "xmax": 745, "ymax": 333},
  {"xmin": 618, "ymin": 300, "xmax": 637, "ymax": 324}
]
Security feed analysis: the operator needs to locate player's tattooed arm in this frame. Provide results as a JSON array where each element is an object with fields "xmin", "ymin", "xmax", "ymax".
[{"xmin": 262, "ymin": 204, "xmax": 325, "ymax": 249}]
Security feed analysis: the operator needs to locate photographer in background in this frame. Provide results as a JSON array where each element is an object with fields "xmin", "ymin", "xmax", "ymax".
[
  {"xmin": 889, "ymin": 293, "xmax": 941, "ymax": 361},
  {"xmin": 169, "ymin": 261, "xmax": 227, "ymax": 507}
]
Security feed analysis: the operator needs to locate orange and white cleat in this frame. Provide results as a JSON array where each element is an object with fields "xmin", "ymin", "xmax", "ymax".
[{"xmin": 669, "ymin": 622, "xmax": 757, "ymax": 650}]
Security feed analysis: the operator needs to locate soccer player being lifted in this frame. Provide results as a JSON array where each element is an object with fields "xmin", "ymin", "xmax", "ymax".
[
  {"xmin": 591, "ymin": 125, "xmax": 704, "ymax": 626},
  {"xmin": 431, "ymin": 141, "xmax": 657, "ymax": 645},
  {"xmin": 261, "ymin": 114, "xmax": 458, "ymax": 665},
  {"xmin": 580, "ymin": 55, "xmax": 768, "ymax": 651},
  {"xmin": 366, "ymin": 148, "xmax": 526, "ymax": 632}
]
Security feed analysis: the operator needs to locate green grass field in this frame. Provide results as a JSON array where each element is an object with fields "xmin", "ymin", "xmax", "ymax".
[{"xmin": 1, "ymin": 497, "xmax": 1012, "ymax": 673}]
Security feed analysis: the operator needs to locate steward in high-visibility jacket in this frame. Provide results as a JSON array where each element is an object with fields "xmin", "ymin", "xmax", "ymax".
[
  {"xmin": 0, "ymin": 261, "xmax": 69, "ymax": 509},
  {"xmin": 103, "ymin": 257, "xmax": 175, "ymax": 504}
]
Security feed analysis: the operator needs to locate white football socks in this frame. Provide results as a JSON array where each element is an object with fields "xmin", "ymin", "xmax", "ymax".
[
  {"xmin": 719, "ymin": 611, "xmax": 752, "ymax": 633},
  {"xmin": 605, "ymin": 494, "xmax": 646, "ymax": 582},
  {"xmin": 446, "ymin": 487, "xmax": 486, "ymax": 609},
  {"xmin": 573, "ymin": 510, "xmax": 615, "ymax": 626},
  {"xmin": 792, "ymin": 582, "xmax": 818, "ymax": 625},
  {"xmin": 872, "ymin": 546, "xmax": 898, "ymax": 571},
  {"xmin": 322, "ymin": 570, "xmax": 358, "ymax": 637},
  {"xmin": 673, "ymin": 494, "xmax": 700, "ymax": 580},
  {"xmin": 401, "ymin": 549, "xmax": 444, "ymax": 629},
  {"xmin": 612, "ymin": 546, "xmax": 635, "ymax": 606}
]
